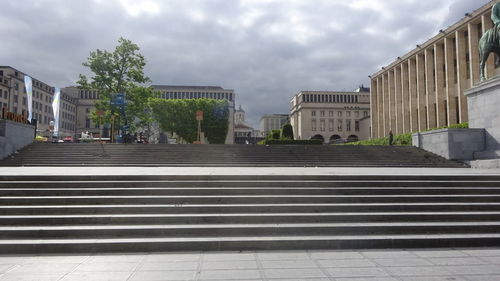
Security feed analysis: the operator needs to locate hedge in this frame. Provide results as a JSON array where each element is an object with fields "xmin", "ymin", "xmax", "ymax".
[
  {"xmin": 342, "ymin": 122, "xmax": 469, "ymax": 146},
  {"xmin": 262, "ymin": 139, "xmax": 323, "ymax": 145}
]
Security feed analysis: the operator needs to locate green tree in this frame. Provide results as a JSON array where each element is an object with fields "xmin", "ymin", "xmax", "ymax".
[
  {"xmin": 78, "ymin": 37, "xmax": 155, "ymax": 131},
  {"xmin": 281, "ymin": 123, "xmax": 294, "ymax": 139},
  {"xmin": 150, "ymin": 98, "xmax": 229, "ymax": 144}
]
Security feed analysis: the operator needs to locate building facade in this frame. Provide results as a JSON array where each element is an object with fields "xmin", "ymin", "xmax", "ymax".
[
  {"xmin": 290, "ymin": 88, "xmax": 370, "ymax": 143},
  {"xmin": 62, "ymin": 86, "xmax": 103, "ymax": 139},
  {"xmin": 370, "ymin": 1, "xmax": 498, "ymax": 138},
  {"xmin": 0, "ymin": 66, "xmax": 77, "ymax": 139},
  {"xmin": 259, "ymin": 114, "xmax": 289, "ymax": 136},
  {"xmin": 151, "ymin": 85, "xmax": 235, "ymax": 144}
]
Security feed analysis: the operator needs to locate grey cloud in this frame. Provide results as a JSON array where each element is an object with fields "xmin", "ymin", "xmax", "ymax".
[{"xmin": 0, "ymin": 0, "xmax": 490, "ymax": 127}]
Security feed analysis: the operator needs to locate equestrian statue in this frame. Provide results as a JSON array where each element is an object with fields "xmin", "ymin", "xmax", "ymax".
[{"xmin": 480, "ymin": 2, "xmax": 500, "ymax": 81}]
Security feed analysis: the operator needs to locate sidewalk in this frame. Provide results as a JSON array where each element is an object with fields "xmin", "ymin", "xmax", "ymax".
[{"xmin": 0, "ymin": 248, "xmax": 500, "ymax": 281}]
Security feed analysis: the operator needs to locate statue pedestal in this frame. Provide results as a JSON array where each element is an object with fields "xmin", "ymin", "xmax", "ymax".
[{"xmin": 465, "ymin": 77, "xmax": 500, "ymax": 168}]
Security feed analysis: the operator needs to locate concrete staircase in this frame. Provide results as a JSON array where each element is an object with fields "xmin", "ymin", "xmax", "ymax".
[
  {"xmin": 1, "ymin": 143, "xmax": 465, "ymax": 167},
  {"xmin": 0, "ymin": 174, "xmax": 499, "ymax": 253}
]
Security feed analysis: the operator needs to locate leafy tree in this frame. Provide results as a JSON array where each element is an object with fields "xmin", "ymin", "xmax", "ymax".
[
  {"xmin": 150, "ymin": 98, "xmax": 229, "ymax": 144},
  {"xmin": 78, "ymin": 37, "xmax": 155, "ymax": 131},
  {"xmin": 281, "ymin": 123, "xmax": 294, "ymax": 139}
]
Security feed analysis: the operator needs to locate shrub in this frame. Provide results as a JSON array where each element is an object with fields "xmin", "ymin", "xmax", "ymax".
[
  {"xmin": 263, "ymin": 139, "xmax": 323, "ymax": 145},
  {"xmin": 271, "ymin": 129, "xmax": 281, "ymax": 140},
  {"xmin": 281, "ymin": 123, "xmax": 294, "ymax": 139},
  {"xmin": 339, "ymin": 122, "xmax": 469, "ymax": 146}
]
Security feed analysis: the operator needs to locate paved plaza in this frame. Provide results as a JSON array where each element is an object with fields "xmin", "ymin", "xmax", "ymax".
[{"xmin": 1, "ymin": 248, "xmax": 500, "ymax": 281}]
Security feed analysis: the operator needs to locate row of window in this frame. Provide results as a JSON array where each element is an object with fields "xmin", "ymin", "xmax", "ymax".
[
  {"xmin": 62, "ymin": 102, "xmax": 76, "ymax": 113},
  {"xmin": 85, "ymin": 118, "xmax": 100, "ymax": 129},
  {"xmin": 80, "ymin": 90, "xmax": 99, "ymax": 100},
  {"xmin": 311, "ymin": 110, "xmax": 368, "ymax": 118},
  {"xmin": 161, "ymin": 91, "xmax": 233, "ymax": 101},
  {"xmin": 303, "ymin": 94, "xmax": 359, "ymax": 104},
  {"xmin": 62, "ymin": 111, "xmax": 75, "ymax": 122},
  {"xmin": 311, "ymin": 119, "xmax": 360, "ymax": 132},
  {"xmin": 61, "ymin": 121, "xmax": 75, "ymax": 131}
]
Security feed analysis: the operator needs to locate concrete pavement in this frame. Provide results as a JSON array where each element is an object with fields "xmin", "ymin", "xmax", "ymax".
[{"xmin": 0, "ymin": 248, "xmax": 500, "ymax": 280}]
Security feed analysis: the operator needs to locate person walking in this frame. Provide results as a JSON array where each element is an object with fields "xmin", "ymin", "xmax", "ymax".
[{"xmin": 388, "ymin": 130, "xmax": 394, "ymax": 146}]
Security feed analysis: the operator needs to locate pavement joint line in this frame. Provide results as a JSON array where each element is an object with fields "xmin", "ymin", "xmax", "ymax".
[{"xmin": 55, "ymin": 254, "xmax": 92, "ymax": 281}]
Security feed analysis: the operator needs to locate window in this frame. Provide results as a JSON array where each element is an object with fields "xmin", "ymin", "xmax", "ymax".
[
  {"xmin": 347, "ymin": 111, "xmax": 351, "ymax": 117},
  {"xmin": 363, "ymin": 111, "xmax": 368, "ymax": 117},
  {"xmin": 13, "ymin": 95, "xmax": 18, "ymax": 103},
  {"xmin": 337, "ymin": 119, "xmax": 342, "ymax": 131},
  {"xmin": 311, "ymin": 119, "xmax": 317, "ymax": 131},
  {"xmin": 311, "ymin": 111, "xmax": 316, "ymax": 117},
  {"xmin": 85, "ymin": 118, "xmax": 91, "ymax": 128},
  {"xmin": 355, "ymin": 111, "xmax": 359, "ymax": 118},
  {"xmin": 320, "ymin": 111, "xmax": 325, "ymax": 117},
  {"xmin": 320, "ymin": 119, "xmax": 325, "ymax": 131},
  {"xmin": 346, "ymin": 119, "xmax": 351, "ymax": 131},
  {"xmin": 86, "ymin": 108, "xmax": 90, "ymax": 113},
  {"xmin": 329, "ymin": 111, "xmax": 333, "ymax": 117},
  {"xmin": 329, "ymin": 119, "xmax": 334, "ymax": 131},
  {"xmin": 337, "ymin": 111, "xmax": 342, "ymax": 117},
  {"xmin": 355, "ymin": 120, "xmax": 360, "ymax": 131}
]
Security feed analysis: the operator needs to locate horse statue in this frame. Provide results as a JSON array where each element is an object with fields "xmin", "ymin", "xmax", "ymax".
[
  {"xmin": 479, "ymin": 27, "xmax": 500, "ymax": 82},
  {"xmin": 480, "ymin": 3, "xmax": 500, "ymax": 82}
]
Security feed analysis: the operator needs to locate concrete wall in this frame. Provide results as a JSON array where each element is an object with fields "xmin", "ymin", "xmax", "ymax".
[
  {"xmin": 412, "ymin": 128, "xmax": 485, "ymax": 160},
  {"xmin": 465, "ymin": 76, "xmax": 500, "ymax": 157},
  {"xmin": 0, "ymin": 119, "xmax": 35, "ymax": 159}
]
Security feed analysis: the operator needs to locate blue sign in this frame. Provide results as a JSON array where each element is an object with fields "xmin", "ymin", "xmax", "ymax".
[{"xmin": 111, "ymin": 93, "xmax": 126, "ymax": 106}]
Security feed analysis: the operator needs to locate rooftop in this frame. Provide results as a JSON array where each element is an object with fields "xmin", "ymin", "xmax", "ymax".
[{"xmin": 151, "ymin": 85, "xmax": 226, "ymax": 91}]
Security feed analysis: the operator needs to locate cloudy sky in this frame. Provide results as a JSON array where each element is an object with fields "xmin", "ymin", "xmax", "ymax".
[{"xmin": 0, "ymin": 0, "xmax": 490, "ymax": 128}]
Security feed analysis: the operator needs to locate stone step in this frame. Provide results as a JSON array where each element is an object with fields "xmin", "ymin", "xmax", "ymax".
[
  {"xmin": 2, "ymin": 180, "xmax": 499, "ymax": 188},
  {"xmin": 1, "ymin": 222, "xmax": 500, "ymax": 239},
  {"xmin": 1, "ymin": 194, "xmax": 500, "ymax": 205},
  {"xmin": 2, "ymin": 187, "xmax": 500, "ymax": 196},
  {"xmin": 1, "ymin": 234, "xmax": 500, "ymax": 253},
  {"xmin": 2, "ymin": 212, "xmax": 499, "ymax": 225},
  {"xmin": 2, "ymin": 144, "xmax": 465, "ymax": 167},
  {"xmin": 2, "ymin": 203, "xmax": 500, "ymax": 215}
]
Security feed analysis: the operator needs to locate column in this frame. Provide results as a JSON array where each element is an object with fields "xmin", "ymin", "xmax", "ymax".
[
  {"xmin": 434, "ymin": 42, "xmax": 446, "ymax": 127},
  {"xmin": 377, "ymin": 76, "xmax": 384, "ymax": 138},
  {"xmin": 382, "ymin": 72, "xmax": 391, "ymax": 136},
  {"xmin": 408, "ymin": 58, "xmax": 418, "ymax": 132},
  {"xmin": 388, "ymin": 69, "xmax": 395, "ymax": 132},
  {"xmin": 456, "ymin": 30, "xmax": 468, "ymax": 123},
  {"xmin": 370, "ymin": 78, "xmax": 378, "ymax": 138},
  {"xmin": 394, "ymin": 65, "xmax": 403, "ymax": 134},
  {"xmin": 401, "ymin": 62, "xmax": 410, "ymax": 133},
  {"xmin": 424, "ymin": 48, "xmax": 436, "ymax": 129},
  {"xmin": 416, "ymin": 53, "xmax": 427, "ymax": 131},
  {"xmin": 482, "ymin": 14, "xmax": 495, "ymax": 78},
  {"xmin": 444, "ymin": 36, "xmax": 458, "ymax": 125},
  {"xmin": 382, "ymin": 74, "xmax": 388, "ymax": 135},
  {"xmin": 468, "ymin": 22, "xmax": 480, "ymax": 86}
]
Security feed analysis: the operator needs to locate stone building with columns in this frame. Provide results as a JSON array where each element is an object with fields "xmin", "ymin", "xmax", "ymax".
[
  {"xmin": 370, "ymin": 1, "xmax": 499, "ymax": 138},
  {"xmin": 290, "ymin": 87, "xmax": 370, "ymax": 143}
]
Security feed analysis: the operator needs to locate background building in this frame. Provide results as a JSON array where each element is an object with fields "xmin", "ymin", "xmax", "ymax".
[
  {"xmin": 370, "ymin": 1, "xmax": 496, "ymax": 138},
  {"xmin": 259, "ymin": 114, "xmax": 289, "ymax": 136},
  {"xmin": 62, "ymin": 86, "xmax": 103, "ymax": 139},
  {"xmin": 0, "ymin": 66, "xmax": 76, "ymax": 139},
  {"xmin": 151, "ymin": 85, "xmax": 235, "ymax": 144},
  {"xmin": 234, "ymin": 105, "xmax": 261, "ymax": 144},
  {"xmin": 290, "ymin": 87, "xmax": 370, "ymax": 143}
]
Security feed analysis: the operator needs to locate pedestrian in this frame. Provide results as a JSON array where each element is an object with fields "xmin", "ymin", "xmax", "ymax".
[{"xmin": 388, "ymin": 130, "xmax": 394, "ymax": 146}]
